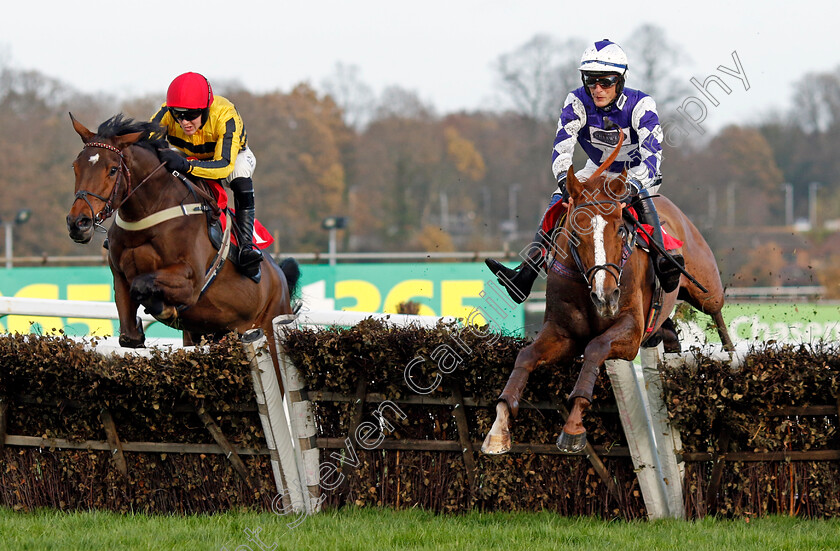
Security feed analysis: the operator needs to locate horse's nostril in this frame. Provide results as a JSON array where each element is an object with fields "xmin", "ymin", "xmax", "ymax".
[{"xmin": 67, "ymin": 215, "xmax": 93, "ymax": 237}]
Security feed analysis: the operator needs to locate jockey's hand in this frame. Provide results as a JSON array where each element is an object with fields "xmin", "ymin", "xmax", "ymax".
[
  {"xmin": 557, "ymin": 174, "xmax": 567, "ymax": 193},
  {"xmin": 627, "ymin": 178, "xmax": 643, "ymax": 197},
  {"xmin": 159, "ymin": 149, "xmax": 192, "ymax": 175}
]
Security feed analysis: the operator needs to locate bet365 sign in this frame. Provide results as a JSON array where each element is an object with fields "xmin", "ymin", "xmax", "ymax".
[{"xmin": 0, "ymin": 264, "xmax": 525, "ymax": 336}]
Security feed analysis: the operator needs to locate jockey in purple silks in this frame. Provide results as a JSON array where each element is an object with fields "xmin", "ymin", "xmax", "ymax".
[{"xmin": 486, "ymin": 39, "xmax": 684, "ymax": 303}]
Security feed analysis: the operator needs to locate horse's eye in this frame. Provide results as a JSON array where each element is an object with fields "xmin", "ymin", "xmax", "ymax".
[
  {"xmin": 109, "ymin": 166, "xmax": 119, "ymax": 177},
  {"xmin": 617, "ymin": 226, "xmax": 627, "ymax": 238}
]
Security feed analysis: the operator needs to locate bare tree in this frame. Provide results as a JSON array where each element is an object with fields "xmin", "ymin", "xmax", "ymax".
[
  {"xmin": 623, "ymin": 24, "xmax": 693, "ymax": 111},
  {"xmin": 793, "ymin": 67, "xmax": 840, "ymax": 133},
  {"xmin": 492, "ymin": 34, "xmax": 585, "ymax": 122},
  {"xmin": 321, "ymin": 62, "xmax": 376, "ymax": 131},
  {"xmin": 374, "ymin": 86, "xmax": 435, "ymax": 121}
]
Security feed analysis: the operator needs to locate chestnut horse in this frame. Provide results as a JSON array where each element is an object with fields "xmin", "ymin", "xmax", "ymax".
[
  {"xmin": 482, "ymin": 145, "xmax": 733, "ymax": 455},
  {"xmin": 66, "ymin": 114, "xmax": 298, "ymax": 353}
]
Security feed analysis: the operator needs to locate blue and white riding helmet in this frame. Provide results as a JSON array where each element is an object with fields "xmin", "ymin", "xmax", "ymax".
[{"xmin": 579, "ymin": 39, "xmax": 629, "ymax": 98}]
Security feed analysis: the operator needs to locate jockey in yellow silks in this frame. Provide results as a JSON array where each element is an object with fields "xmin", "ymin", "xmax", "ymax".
[{"xmin": 151, "ymin": 72, "xmax": 263, "ymax": 277}]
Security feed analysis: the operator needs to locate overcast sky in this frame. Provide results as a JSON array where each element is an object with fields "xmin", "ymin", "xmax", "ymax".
[{"xmin": 3, "ymin": 0, "xmax": 837, "ymax": 133}]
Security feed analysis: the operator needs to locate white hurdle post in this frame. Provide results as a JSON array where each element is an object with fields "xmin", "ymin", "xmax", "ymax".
[
  {"xmin": 241, "ymin": 328, "xmax": 307, "ymax": 513},
  {"xmin": 272, "ymin": 314, "xmax": 322, "ymax": 515},
  {"xmin": 267, "ymin": 308, "xmax": 457, "ymax": 515},
  {"xmin": 639, "ymin": 343, "xmax": 685, "ymax": 518},
  {"xmin": 605, "ymin": 341, "xmax": 684, "ymax": 519}
]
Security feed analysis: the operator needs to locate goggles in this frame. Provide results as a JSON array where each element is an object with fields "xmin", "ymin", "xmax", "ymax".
[
  {"xmin": 169, "ymin": 107, "xmax": 204, "ymax": 121},
  {"xmin": 584, "ymin": 75, "xmax": 619, "ymax": 89}
]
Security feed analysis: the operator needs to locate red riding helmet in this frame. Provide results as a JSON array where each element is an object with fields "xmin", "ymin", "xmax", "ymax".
[{"xmin": 166, "ymin": 72, "xmax": 214, "ymax": 109}]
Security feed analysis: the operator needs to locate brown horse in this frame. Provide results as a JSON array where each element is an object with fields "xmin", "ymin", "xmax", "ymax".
[
  {"xmin": 66, "ymin": 114, "xmax": 298, "ymax": 353},
  {"xmin": 481, "ymin": 150, "xmax": 733, "ymax": 455}
]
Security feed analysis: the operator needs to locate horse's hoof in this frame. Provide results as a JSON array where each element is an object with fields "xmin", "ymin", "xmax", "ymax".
[
  {"xmin": 118, "ymin": 335, "xmax": 146, "ymax": 348},
  {"xmin": 481, "ymin": 431, "xmax": 511, "ymax": 455},
  {"xmin": 119, "ymin": 317, "xmax": 145, "ymax": 348},
  {"xmin": 556, "ymin": 431, "xmax": 587, "ymax": 454}
]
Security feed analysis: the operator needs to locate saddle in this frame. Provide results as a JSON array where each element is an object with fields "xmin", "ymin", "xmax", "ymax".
[{"xmin": 623, "ymin": 206, "xmax": 683, "ymax": 252}]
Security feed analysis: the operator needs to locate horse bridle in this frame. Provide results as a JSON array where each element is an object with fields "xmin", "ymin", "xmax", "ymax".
[
  {"xmin": 568, "ymin": 199, "xmax": 632, "ymax": 290},
  {"xmin": 72, "ymin": 141, "xmax": 167, "ymax": 230},
  {"xmin": 72, "ymin": 142, "xmax": 132, "ymax": 228}
]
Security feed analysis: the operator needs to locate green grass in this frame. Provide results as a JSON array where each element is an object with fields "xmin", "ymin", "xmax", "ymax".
[{"xmin": 1, "ymin": 507, "xmax": 839, "ymax": 551}]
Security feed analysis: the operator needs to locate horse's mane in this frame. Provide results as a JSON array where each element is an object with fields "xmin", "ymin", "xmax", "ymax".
[{"xmin": 95, "ymin": 114, "xmax": 168, "ymax": 152}]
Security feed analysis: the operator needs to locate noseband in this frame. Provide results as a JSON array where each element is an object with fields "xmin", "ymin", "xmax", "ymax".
[{"xmin": 568, "ymin": 199, "xmax": 630, "ymax": 290}]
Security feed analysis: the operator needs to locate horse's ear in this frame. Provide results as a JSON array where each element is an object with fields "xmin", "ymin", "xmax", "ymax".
[
  {"xmin": 566, "ymin": 166, "xmax": 582, "ymax": 197},
  {"xmin": 69, "ymin": 112, "xmax": 94, "ymax": 142},
  {"xmin": 115, "ymin": 131, "xmax": 144, "ymax": 148}
]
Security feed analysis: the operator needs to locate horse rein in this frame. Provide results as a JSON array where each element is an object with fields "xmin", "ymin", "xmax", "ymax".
[
  {"xmin": 567, "ymin": 199, "xmax": 632, "ymax": 290},
  {"xmin": 73, "ymin": 141, "xmax": 206, "ymax": 229}
]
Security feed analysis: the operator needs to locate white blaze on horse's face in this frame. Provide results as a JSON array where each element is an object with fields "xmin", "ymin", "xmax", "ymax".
[
  {"xmin": 88, "ymin": 153, "xmax": 100, "ymax": 166},
  {"xmin": 592, "ymin": 215, "xmax": 608, "ymax": 298}
]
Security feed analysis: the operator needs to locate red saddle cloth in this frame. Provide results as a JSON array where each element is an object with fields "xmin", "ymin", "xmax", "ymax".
[
  {"xmin": 625, "ymin": 207, "xmax": 683, "ymax": 250},
  {"xmin": 207, "ymin": 181, "xmax": 273, "ymax": 250}
]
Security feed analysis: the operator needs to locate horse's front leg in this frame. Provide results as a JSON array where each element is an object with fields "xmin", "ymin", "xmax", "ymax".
[
  {"xmin": 557, "ymin": 316, "xmax": 641, "ymax": 453},
  {"xmin": 482, "ymin": 321, "xmax": 575, "ymax": 455},
  {"xmin": 114, "ymin": 272, "xmax": 145, "ymax": 348},
  {"xmin": 130, "ymin": 264, "xmax": 197, "ymax": 321}
]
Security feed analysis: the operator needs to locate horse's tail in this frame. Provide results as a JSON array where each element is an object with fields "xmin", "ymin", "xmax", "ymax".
[{"xmin": 280, "ymin": 257, "xmax": 301, "ymax": 299}]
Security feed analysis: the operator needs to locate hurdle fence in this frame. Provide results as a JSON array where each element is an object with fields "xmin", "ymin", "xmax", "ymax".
[{"xmin": 4, "ymin": 297, "xmax": 834, "ymax": 519}]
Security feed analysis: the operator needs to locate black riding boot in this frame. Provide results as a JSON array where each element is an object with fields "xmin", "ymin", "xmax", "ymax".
[
  {"xmin": 485, "ymin": 232, "xmax": 547, "ymax": 304},
  {"xmin": 635, "ymin": 189, "xmax": 684, "ymax": 293},
  {"xmin": 230, "ymin": 177, "xmax": 264, "ymax": 277}
]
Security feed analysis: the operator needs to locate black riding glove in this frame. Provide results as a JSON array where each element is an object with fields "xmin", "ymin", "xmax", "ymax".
[
  {"xmin": 159, "ymin": 149, "xmax": 192, "ymax": 175},
  {"xmin": 557, "ymin": 174, "xmax": 567, "ymax": 195},
  {"xmin": 627, "ymin": 177, "xmax": 643, "ymax": 196}
]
